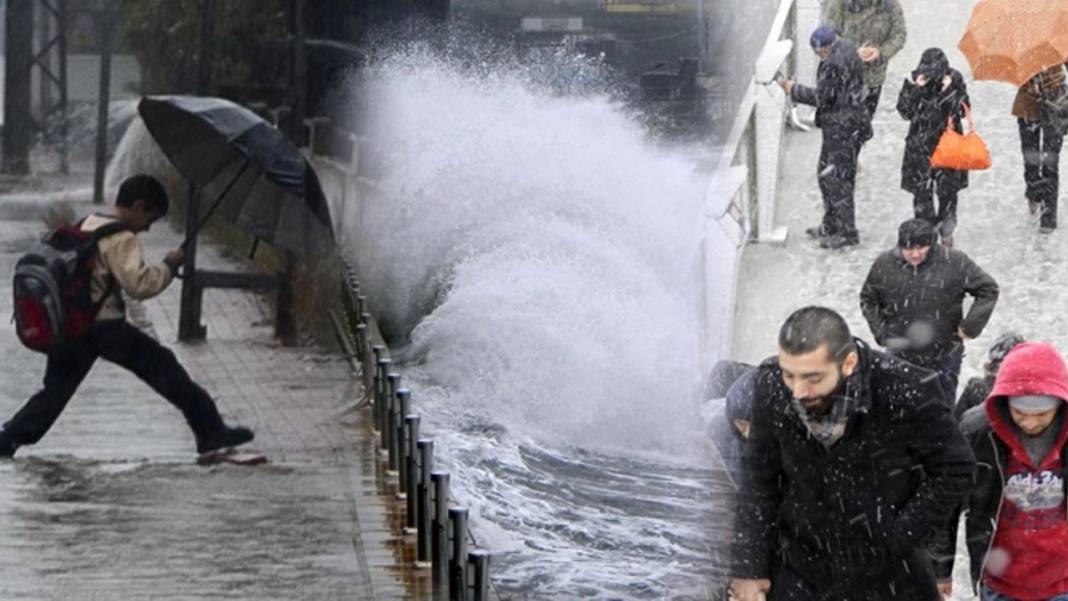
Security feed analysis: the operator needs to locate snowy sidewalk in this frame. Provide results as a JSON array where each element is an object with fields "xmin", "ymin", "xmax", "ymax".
[
  {"xmin": 734, "ymin": 0, "xmax": 1061, "ymax": 376},
  {"xmin": 731, "ymin": 1, "xmax": 1064, "ymax": 598},
  {"xmin": 0, "ymin": 181, "xmax": 414, "ymax": 599}
]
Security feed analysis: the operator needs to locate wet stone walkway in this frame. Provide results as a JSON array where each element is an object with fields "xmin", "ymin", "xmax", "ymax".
[{"xmin": 0, "ymin": 185, "xmax": 389, "ymax": 599}]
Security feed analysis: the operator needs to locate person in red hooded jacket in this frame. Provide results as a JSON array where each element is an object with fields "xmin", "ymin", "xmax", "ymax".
[{"xmin": 938, "ymin": 342, "xmax": 1068, "ymax": 601}]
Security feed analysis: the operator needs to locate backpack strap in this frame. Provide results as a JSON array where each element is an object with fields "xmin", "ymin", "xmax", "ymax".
[
  {"xmin": 83, "ymin": 220, "xmax": 131, "ymax": 312},
  {"xmin": 89, "ymin": 221, "xmax": 130, "ymax": 242}
]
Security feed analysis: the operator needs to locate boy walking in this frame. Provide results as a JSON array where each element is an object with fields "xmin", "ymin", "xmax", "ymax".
[{"xmin": 0, "ymin": 174, "xmax": 253, "ymax": 458}]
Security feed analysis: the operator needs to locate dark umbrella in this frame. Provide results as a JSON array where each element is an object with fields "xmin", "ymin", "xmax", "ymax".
[{"xmin": 137, "ymin": 95, "xmax": 334, "ymax": 257}]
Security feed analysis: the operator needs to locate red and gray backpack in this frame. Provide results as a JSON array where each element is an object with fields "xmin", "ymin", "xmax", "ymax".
[{"xmin": 12, "ymin": 219, "xmax": 128, "ymax": 353}]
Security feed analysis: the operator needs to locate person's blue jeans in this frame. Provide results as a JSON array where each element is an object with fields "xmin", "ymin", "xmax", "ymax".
[{"xmin": 982, "ymin": 584, "xmax": 1068, "ymax": 600}]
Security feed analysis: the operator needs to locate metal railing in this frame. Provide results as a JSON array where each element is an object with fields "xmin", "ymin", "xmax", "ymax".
[
  {"xmin": 334, "ymin": 261, "xmax": 495, "ymax": 601},
  {"xmin": 704, "ymin": 0, "xmax": 821, "ymax": 361}
]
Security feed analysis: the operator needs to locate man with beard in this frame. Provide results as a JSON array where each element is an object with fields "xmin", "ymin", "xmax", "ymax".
[{"xmin": 728, "ymin": 306, "xmax": 975, "ymax": 601}]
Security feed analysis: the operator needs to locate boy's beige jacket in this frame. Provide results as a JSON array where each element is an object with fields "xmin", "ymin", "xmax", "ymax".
[{"xmin": 80, "ymin": 214, "xmax": 174, "ymax": 321}]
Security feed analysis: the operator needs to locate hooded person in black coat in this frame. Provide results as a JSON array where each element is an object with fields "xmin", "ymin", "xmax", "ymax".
[
  {"xmin": 779, "ymin": 26, "xmax": 873, "ymax": 249},
  {"xmin": 860, "ymin": 218, "xmax": 999, "ymax": 400},
  {"xmin": 897, "ymin": 48, "xmax": 970, "ymax": 245},
  {"xmin": 727, "ymin": 307, "xmax": 975, "ymax": 601}
]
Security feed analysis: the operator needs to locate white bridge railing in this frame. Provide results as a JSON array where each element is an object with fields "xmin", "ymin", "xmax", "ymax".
[{"xmin": 702, "ymin": 0, "xmax": 821, "ymax": 364}]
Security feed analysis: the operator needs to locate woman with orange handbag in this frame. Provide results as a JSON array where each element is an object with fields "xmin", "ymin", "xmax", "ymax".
[
  {"xmin": 897, "ymin": 48, "xmax": 970, "ymax": 247},
  {"xmin": 1014, "ymin": 63, "xmax": 1068, "ymax": 233}
]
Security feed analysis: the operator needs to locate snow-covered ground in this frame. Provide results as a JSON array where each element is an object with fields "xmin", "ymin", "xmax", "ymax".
[{"xmin": 731, "ymin": 0, "xmax": 1065, "ymax": 598}]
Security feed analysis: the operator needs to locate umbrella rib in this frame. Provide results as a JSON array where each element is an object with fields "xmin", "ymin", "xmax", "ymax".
[{"xmin": 181, "ymin": 159, "xmax": 252, "ymax": 249}]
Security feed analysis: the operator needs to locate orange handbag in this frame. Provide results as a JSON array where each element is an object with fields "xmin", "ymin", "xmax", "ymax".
[{"xmin": 930, "ymin": 102, "xmax": 991, "ymax": 171}]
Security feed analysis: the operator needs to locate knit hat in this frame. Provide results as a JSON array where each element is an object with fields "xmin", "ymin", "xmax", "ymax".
[
  {"xmin": 989, "ymin": 332, "xmax": 1026, "ymax": 364},
  {"xmin": 810, "ymin": 26, "xmax": 837, "ymax": 50},
  {"xmin": 1009, "ymin": 394, "xmax": 1061, "ymax": 412},
  {"xmin": 898, "ymin": 218, "xmax": 936, "ymax": 248}
]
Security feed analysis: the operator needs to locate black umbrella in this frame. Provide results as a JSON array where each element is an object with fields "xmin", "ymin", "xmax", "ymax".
[{"xmin": 137, "ymin": 95, "xmax": 335, "ymax": 257}]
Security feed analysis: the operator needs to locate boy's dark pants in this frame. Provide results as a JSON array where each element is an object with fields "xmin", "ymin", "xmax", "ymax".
[{"xmin": 3, "ymin": 319, "xmax": 226, "ymax": 447}]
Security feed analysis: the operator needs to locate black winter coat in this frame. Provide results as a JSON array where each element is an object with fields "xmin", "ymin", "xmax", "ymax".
[
  {"xmin": 732, "ymin": 340, "xmax": 976, "ymax": 600},
  {"xmin": 860, "ymin": 244, "xmax": 999, "ymax": 367},
  {"xmin": 954, "ymin": 374, "xmax": 993, "ymax": 421},
  {"xmin": 791, "ymin": 38, "xmax": 873, "ymax": 143},
  {"xmin": 935, "ymin": 402, "xmax": 1068, "ymax": 590},
  {"xmin": 897, "ymin": 69, "xmax": 970, "ymax": 194}
]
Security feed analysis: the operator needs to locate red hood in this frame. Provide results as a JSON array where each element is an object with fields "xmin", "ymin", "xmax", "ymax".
[{"xmin": 986, "ymin": 342, "xmax": 1068, "ymax": 467}]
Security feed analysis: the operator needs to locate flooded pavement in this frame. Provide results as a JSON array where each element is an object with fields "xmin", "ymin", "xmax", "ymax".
[{"xmin": 0, "ymin": 458, "xmax": 367, "ymax": 600}]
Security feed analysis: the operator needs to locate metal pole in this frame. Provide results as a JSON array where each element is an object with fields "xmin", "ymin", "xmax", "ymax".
[
  {"xmin": 3, "ymin": 0, "xmax": 33, "ymax": 174},
  {"xmin": 448, "ymin": 508, "xmax": 469, "ymax": 601},
  {"xmin": 375, "ymin": 358, "xmax": 392, "ymax": 435},
  {"xmin": 354, "ymin": 323, "xmax": 368, "ymax": 363},
  {"xmin": 385, "ymin": 371, "xmax": 400, "ymax": 458},
  {"xmin": 178, "ymin": 186, "xmax": 207, "ymax": 340},
  {"xmin": 396, "ymin": 389, "xmax": 411, "ymax": 496},
  {"xmin": 416, "ymin": 439, "xmax": 434, "ymax": 565},
  {"xmin": 197, "ymin": 0, "xmax": 215, "ymax": 95},
  {"xmin": 431, "ymin": 471, "xmax": 451, "ymax": 589},
  {"xmin": 469, "ymin": 551, "xmax": 490, "ymax": 601},
  {"xmin": 57, "ymin": 0, "xmax": 69, "ymax": 175},
  {"xmin": 92, "ymin": 1, "xmax": 114, "ymax": 204},
  {"xmin": 356, "ymin": 295, "xmax": 368, "ymax": 320},
  {"xmin": 405, "ymin": 415, "xmax": 421, "ymax": 531},
  {"xmin": 288, "ymin": 0, "xmax": 307, "ymax": 145}
]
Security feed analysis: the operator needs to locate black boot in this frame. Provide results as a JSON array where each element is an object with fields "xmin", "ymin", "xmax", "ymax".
[
  {"xmin": 819, "ymin": 234, "xmax": 860, "ymax": 249},
  {"xmin": 196, "ymin": 426, "xmax": 255, "ymax": 455}
]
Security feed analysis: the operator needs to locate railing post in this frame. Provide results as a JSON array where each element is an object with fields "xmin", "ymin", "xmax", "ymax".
[
  {"xmin": 416, "ymin": 439, "xmax": 434, "ymax": 565},
  {"xmin": 405, "ymin": 415, "xmax": 421, "ymax": 530},
  {"xmin": 431, "ymin": 471, "xmax": 451, "ymax": 589},
  {"xmin": 448, "ymin": 507, "xmax": 469, "ymax": 601},
  {"xmin": 396, "ymin": 389, "xmax": 411, "ymax": 496},
  {"xmin": 385, "ymin": 372, "xmax": 401, "ymax": 462},
  {"xmin": 469, "ymin": 551, "xmax": 490, "ymax": 601},
  {"xmin": 354, "ymin": 323, "xmax": 369, "ymax": 363},
  {"xmin": 356, "ymin": 294, "xmax": 368, "ymax": 321},
  {"xmin": 374, "ymin": 356, "xmax": 391, "ymax": 434}
]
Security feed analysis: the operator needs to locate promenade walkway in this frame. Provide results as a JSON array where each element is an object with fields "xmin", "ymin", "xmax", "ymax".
[{"xmin": 0, "ymin": 179, "xmax": 423, "ymax": 599}]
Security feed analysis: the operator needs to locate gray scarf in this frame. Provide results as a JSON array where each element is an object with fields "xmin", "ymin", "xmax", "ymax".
[{"xmin": 790, "ymin": 372, "xmax": 870, "ymax": 448}]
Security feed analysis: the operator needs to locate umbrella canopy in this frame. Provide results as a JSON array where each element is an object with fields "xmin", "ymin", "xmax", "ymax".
[
  {"xmin": 959, "ymin": 0, "xmax": 1068, "ymax": 86},
  {"xmin": 137, "ymin": 95, "xmax": 335, "ymax": 257}
]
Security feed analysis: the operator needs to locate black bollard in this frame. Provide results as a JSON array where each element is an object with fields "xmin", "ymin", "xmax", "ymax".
[
  {"xmin": 405, "ymin": 415, "xmax": 421, "ymax": 530},
  {"xmin": 354, "ymin": 323, "xmax": 368, "ymax": 364},
  {"xmin": 356, "ymin": 295, "xmax": 367, "ymax": 321},
  {"xmin": 448, "ymin": 507, "xmax": 469, "ymax": 601},
  {"xmin": 431, "ymin": 471, "xmax": 451, "ymax": 588},
  {"xmin": 416, "ymin": 439, "xmax": 434, "ymax": 565},
  {"xmin": 385, "ymin": 372, "xmax": 400, "ymax": 460},
  {"xmin": 396, "ymin": 389, "xmax": 411, "ymax": 496},
  {"xmin": 469, "ymin": 551, "xmax": 490, "ymax": 601},
  {"xmin": 376, "ymin": 358, "xmax": 393, "ymax": 439}
]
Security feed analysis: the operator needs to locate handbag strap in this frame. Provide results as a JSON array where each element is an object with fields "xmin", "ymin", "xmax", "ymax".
[{"xmin": 947, "ymin": 101, "xmax": 975, "ymax": 134}]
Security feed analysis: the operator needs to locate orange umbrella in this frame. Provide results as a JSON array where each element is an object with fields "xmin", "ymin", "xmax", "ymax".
[{"xmin": 959, "ymin": 0, "xmax": 1068, "ymax": 86}]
